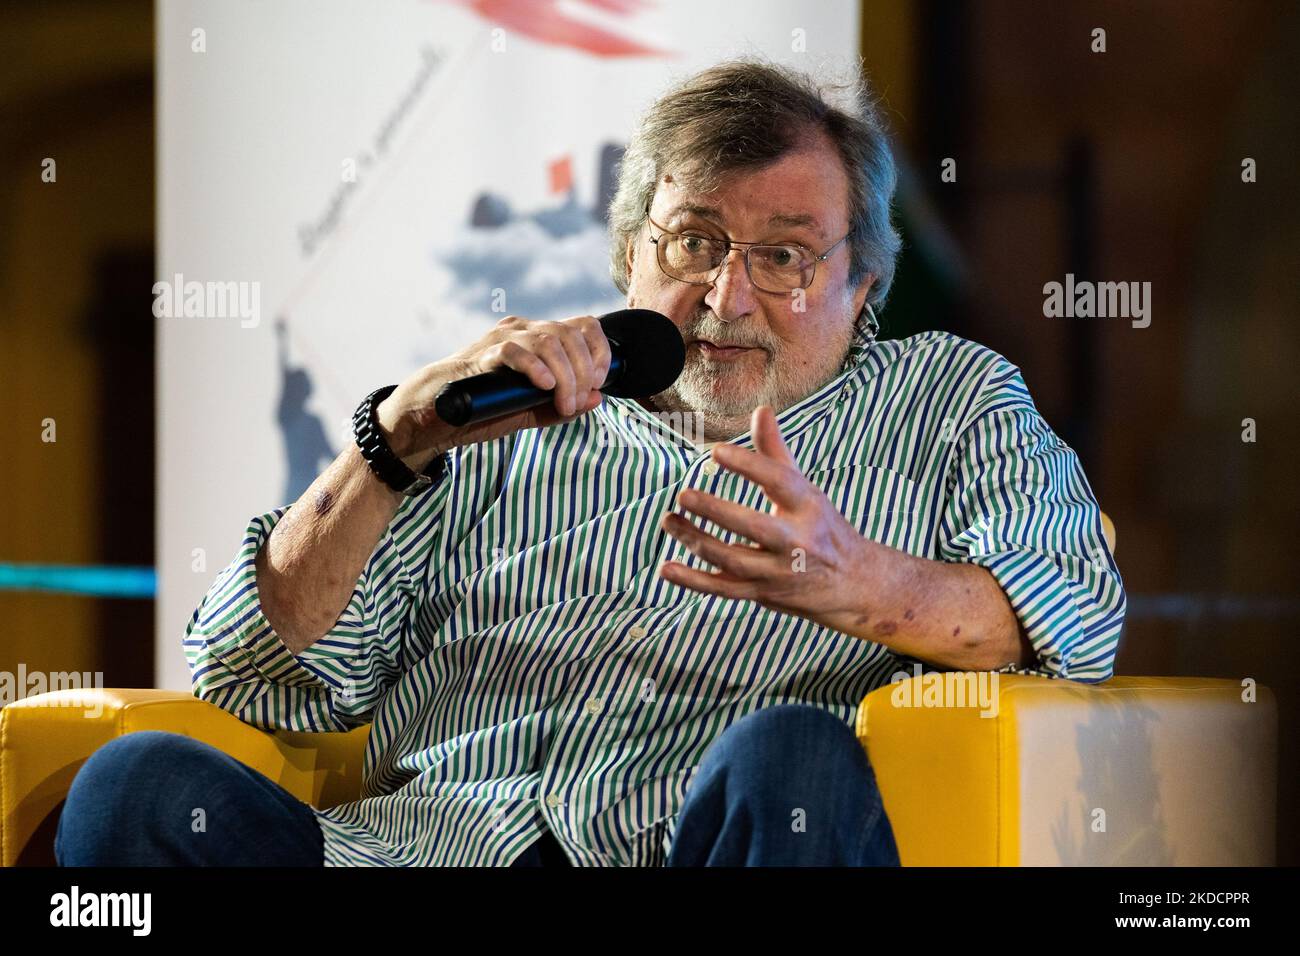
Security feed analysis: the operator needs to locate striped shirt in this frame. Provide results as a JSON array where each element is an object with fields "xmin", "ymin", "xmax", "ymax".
[{"xmin": 183, "ymin": 318, "xmax": 1126, "ymax": 866}]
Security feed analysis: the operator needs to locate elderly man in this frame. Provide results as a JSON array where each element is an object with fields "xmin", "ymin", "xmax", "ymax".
[{"xmin": 57, "ymin": 59, "xmax": 1125, "ymax": 868}]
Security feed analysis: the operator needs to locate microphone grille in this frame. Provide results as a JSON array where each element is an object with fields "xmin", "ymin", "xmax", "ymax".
[{"xmin": 598, "ymin": 309, "xmax": 686, "ymax": 398}]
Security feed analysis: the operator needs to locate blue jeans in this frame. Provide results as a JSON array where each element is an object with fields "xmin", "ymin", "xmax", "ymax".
[{"xmin": 56, "ymin": 704, "xmax": 898, "ymax": 867}]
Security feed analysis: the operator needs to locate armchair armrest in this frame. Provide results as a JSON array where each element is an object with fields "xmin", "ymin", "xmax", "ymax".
[
  {"xmin": 857, "ymin": 674, "xmax": 1277, "ymax": 865},
  {"xmin": 1, "ymin": 688, "xmax": 369, "ymax": 866}
]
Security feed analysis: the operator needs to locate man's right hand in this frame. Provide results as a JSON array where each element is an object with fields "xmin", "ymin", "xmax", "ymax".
[{"xmin": 376, "ymin": 313, "xmax": 613, "ymax": 469}]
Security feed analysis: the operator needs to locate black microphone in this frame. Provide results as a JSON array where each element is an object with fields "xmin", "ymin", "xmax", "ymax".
[{"xmin": 433, "ymin": 309, "xmax": 685, "ymax": 428}]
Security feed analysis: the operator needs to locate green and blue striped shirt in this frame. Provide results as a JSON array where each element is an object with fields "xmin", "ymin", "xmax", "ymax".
[{"xmin": 184, "ymin": 320, "xmax": 1125, "ymax": 866}]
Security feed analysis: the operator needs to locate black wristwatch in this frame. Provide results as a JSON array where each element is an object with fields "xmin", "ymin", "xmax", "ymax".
[{"xmin": 352, "ymin": 385, "xmax": 449, "ymax": 496}]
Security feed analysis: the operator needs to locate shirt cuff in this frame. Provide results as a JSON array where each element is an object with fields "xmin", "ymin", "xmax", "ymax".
[{"xmin": 965, "ymin": 547, "xmax": 1118, "ymax": 682}]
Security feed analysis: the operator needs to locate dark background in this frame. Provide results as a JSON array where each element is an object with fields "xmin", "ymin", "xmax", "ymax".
[{"xmin": 2, "ymin": 0, "xmax": 1296, "ymax": 861}]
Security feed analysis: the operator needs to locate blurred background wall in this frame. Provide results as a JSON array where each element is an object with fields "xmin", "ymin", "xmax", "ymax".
[
  {"xmin": 863, "ymin": 0, "xmax": 1300, "ymax": 863},
  {"xmin": 0, "ymin": 0, "xmax": 154, "ymax": 691},
  {"xmin": 1, "ymin": 0, "xmax": 1296, "ymax": 861}
]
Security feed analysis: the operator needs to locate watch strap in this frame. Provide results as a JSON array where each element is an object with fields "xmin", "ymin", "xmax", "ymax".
[{"xmin": 352, "ymin": 385, "xmax": 448, "ymax": 496}]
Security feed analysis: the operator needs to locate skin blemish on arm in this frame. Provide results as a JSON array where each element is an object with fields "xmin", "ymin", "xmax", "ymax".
[
  {"xmin": 874, "ymin": 619, "xmax": 897, "ymax": 636},
  {"xmin": 903, "ymin": 608, "xmax": 915, "ymax": 621},
  {"xmin": 952, "ymin": 626, "xmax": 961, "ymax": 636},
  {"xmin": 313, "ymin": 489, "xmax": 334, "ymax": 517}
]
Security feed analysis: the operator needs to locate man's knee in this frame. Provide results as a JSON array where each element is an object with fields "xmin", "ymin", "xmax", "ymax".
[
  {"xmin": 672, "ymin": 704, "xmax": 897, "ymax": 866},
  {"xmin": 70, "ymin": 730, "xmax": 214, "ymax": 800},
  {"xmin": 56, "ymin": 731, "xmax": 212, "ymax": 865},
  {"xmin": 702, "ymin": 704, "xmax": 876, "ymax": 796}
]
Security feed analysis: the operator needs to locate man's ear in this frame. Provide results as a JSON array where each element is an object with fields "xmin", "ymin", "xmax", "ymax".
[
  {"xmin": 624, "ymin": 235, "xmax": 636, "ymax": 277},
  {"xmin": 853, "ymin": 273, "xmax": 876, "ymax": 316}
]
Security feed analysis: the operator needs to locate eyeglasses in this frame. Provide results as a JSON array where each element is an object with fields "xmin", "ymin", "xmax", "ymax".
[{"xmin": 645, "ymin": 210, "xmax": 849, "ymax": 294}]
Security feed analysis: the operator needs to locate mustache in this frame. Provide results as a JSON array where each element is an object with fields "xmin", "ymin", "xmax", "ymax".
[{"xmin": 682, "ymin": 312, "xmax": 777, "ymax": 351}]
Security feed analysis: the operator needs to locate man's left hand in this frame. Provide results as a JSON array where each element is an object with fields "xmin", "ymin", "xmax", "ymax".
[{"xmin": 658, "ymin": 405, "xmax": 873, "ymax": 627}]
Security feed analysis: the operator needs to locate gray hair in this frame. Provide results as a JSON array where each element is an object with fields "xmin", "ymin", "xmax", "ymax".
[{"xmin": 607, "ymin": 57, "xmax": 901, "ymax": 310}]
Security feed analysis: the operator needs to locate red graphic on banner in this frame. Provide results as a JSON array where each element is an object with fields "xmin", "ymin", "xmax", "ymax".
[
  {"xmin": 549, "ymin": 155, "xmax": 574, "ymax": 195},
  {"xmin": 441, "ymin": 0, "xmax": 673, "ymax": 58}
]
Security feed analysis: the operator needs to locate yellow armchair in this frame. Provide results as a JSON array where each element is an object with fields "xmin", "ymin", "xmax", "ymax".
[
  {"xmin": 1, "ymin": 675, "xmax": 1276, "ymax": 866},
  {"xmin": 859, "ymin": 674, "xmax": 1276, "ymax": 865},
  {"xmin": 1, "ymin": 688, "xmax": 367, "ymax": 867}
]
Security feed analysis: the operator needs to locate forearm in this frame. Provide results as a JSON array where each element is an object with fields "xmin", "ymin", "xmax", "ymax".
[
  {"xmin": 257, "ymin": 439, "xmax": 420, "ymax": 655},
  {"xmin": 824, "ymin": 537, "xmax": 1033, "ymax": 671},
  {"xmin": 252, "ymin": 313, "xmax": 617, "ymax": 657}
]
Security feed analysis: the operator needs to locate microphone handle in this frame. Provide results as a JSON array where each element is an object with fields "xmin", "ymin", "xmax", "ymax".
[{"xmin": 434, "ymin": 354, "xmax": 626, "ymax": 427}]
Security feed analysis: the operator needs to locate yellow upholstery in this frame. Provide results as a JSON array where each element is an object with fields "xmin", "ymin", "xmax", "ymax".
[
  {"xmin": 0, "ymin": 688, "xmax": 368, "ymax": 866},
  {"xmin": 859, "ymin": 674, "xmax": 1277, "ymax": 865},
  {"xmin": 2, "ymin": 675, "xmax": 1276, "ymax": 866}
]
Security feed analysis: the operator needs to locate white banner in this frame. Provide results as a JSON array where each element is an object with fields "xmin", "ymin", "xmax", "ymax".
[{"xmin": 157, "ymin": 0, "xmax": 860, "ymax": 689}]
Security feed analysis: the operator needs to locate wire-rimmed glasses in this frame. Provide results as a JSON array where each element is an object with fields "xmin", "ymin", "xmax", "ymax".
[{"xmin": 646, "ymin": 210, "xmax": 849, "ymax": 294}]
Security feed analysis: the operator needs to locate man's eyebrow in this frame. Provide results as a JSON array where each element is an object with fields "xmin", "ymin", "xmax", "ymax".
[
  {"xmin": 663, "ymin": 202, "xmax": 725, "ymax": 224},
  {"xmin": 663, "ymin": 204, "xmax": 825, "ymax": 237},
  {"xmin": 765, "ymin": 211, "xmax": 823, "ymax": 235}
]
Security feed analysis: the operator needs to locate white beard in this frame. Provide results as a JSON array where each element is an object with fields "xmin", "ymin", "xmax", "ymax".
[{"xmin": 650, "ymin": 330, "xmax": 853, "ymax": 442}]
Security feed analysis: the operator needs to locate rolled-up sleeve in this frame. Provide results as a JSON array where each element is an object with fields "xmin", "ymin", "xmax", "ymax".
[
  {"xmin": 937, "ymin": 359, "xmax": 1126, "ymax": 682},
  {"xmin": 182, "ymin": 475, "xmax": 451, "ymax": 732}
]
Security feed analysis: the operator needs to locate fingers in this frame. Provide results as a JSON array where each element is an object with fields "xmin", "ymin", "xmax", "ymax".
[
  {"xmin": 490, "ymin": 315, "xmax": 607, "ymax": 418},
  {"xmin": 661, "ymin": 512, "xmax": 777, "ymax": 579},
  {"xmin": 490, "ymin": 340, "xmax": 557, "ymax": 392},
  {"xmin": 674, "ymin": 488, "xmax": 791, "ymax": 551},
  {"xmin": 710, "ymin": 442, "xmax": 806, "ymax": 511},
  {"xmin": 751, "ymin": 405, "xmax": 796, "ymax": 465},
  {"xmin": 531, "ymin": 328, "xmax": 579, "ymax": 416},
  {"xmin": 704, "ymin": 407, "xmax": 803, "ymax": 510},
  {"xmin": 556, "ymin": 388, "xmax": 603, "ymax": 421},
  {"xmin": 657, "ymin": 561, "xmax": 757, "ymax": 602},
  {"xmin": 580, "ymin": 316, "xmax": 613, "ymax": 390},
  {"xmin": 554, "ymin": 322, "xmax": 600, "ymax": 417}
]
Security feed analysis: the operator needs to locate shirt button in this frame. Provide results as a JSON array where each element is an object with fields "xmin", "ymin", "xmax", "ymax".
[
  {"xmin": 585, "ymin": 697, "xmax": 603, "ymax": 715},
  {"xmin": 702, "ymin": 460, "xmax": 720, "ymax": 477},
  {"xmin": 629, "ymin": 624, "xmax": 647, "ymax": 639},
  {"xmin": 545, "ymin": 794, "xmax": 562, "ymax": 808}
]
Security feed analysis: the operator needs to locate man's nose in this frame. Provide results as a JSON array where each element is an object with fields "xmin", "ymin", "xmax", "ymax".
[{"xmin": 705, "ymin": 248, "xmax": 758, "ymax": 322}]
